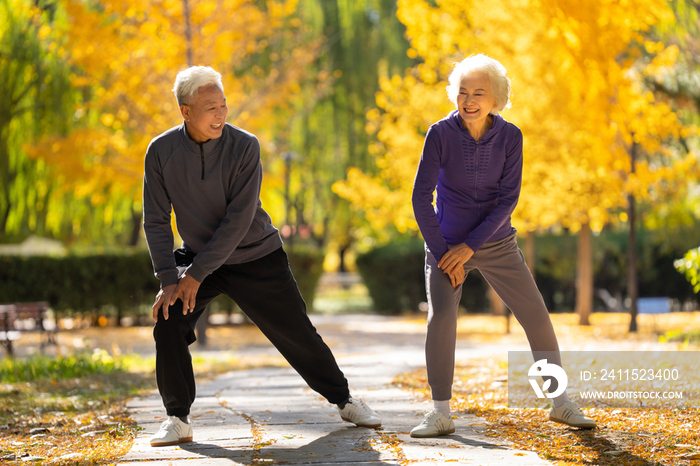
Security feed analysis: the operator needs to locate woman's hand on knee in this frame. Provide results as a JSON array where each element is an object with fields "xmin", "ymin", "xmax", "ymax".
[
  {"xmin": 446, "ymin": 267, "xmax": 465, "ymax": 288},
  {"xmin": 438, "ymin": 243, "xmax": 474, "ymax": 275}
]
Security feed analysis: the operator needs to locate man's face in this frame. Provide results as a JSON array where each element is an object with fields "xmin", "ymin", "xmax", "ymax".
[{"xmin": 180, "ymin": 85, "xmax": 229, "ymax": 143}]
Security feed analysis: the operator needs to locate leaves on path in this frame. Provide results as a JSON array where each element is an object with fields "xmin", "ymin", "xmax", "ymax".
[
  {"xmin": 394, "ymin": 312, "xmax": 700, "ymax": 465},
  {"xmin": 0, "ymin": 374, "xmax": 149, "ymax": 466},
  {"xmin": 395, "ymin": 356, "xmax": 700, "ymax": 466}
]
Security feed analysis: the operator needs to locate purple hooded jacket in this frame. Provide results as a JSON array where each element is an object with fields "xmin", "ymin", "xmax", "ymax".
[{"xmin": 411, "ymin": 110, "xmax": 523, "ymax": 262}]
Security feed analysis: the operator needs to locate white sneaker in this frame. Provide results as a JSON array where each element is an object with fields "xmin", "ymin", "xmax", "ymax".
[
  {"xmin": 150, "ymin": 416, "xmax": 193, "ymax": 447},
  {"xmin": 410, "ymin": 410, "xmax": 455, "ymax": 438},
  {"xmin": 338, "ymin": 397, "xmax": 381, "ymax": 428},
  {"xmin": 549, "ymin": 401, "xmax": 597, "ymax": 429}
]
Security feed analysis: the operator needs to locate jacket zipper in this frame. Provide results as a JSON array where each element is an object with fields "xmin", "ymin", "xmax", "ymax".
[
  {"xmin": 475, "ymin": 141, "xmax": 480, "ymax": 219},
  {"xmin": 199, "ymin": 143, "xmax": 205, "ymax": 181},
  {"xmin": 474, "ymin": 141, "xmax": 479, "ymax": 201}
]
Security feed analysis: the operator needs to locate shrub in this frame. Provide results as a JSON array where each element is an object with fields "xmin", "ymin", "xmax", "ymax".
[
  {"xmin": 356, "ymin": 240, "xmax": 426, "ymax": 315},
  {"xmin": 0, "ymin": 251, "xmax": 158, "ymax": 320},
  {"xmin": 0, "ymin": 247, "xmax": 325, "ymax": 321},
  {"xmin": 659, "ymin": 328, "xmax": 700, "ymax": 345},
  {"xmin": 286, "ymin": 245, "xmax": 325, "ymax": 309},
  {"xmin": 355, "ymin": 240, "xmax": 488, "ymax": 315},
  {"xmin": 520, "ymin": 228, "xmax": 700, "ymax": 312},
  {"xmin": 675, "ymin": 246, "xmax": 700, "ymax": 293}
]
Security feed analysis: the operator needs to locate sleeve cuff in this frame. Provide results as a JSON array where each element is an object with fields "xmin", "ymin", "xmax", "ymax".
[
  {"xmin": 159, "ymin": 270, "xmax": 180, "ymax": 288},
  {"xmin": 427, "ymin": 243, "xmax": 448, "ymax": 263},
  {"xmin": 185, "ymin": 262, "xmax": 209, "ymax": 283},
  {"xmin": 464, "ymin": 239, "xmax": 482, "ymax": 254}
]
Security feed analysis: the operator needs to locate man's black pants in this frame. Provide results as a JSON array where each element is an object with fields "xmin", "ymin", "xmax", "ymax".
[{"xmin": 154, "ymin": 247, "xmax": 350, "ymax": 417}]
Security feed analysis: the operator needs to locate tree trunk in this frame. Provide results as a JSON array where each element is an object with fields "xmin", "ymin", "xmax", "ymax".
[
  {"xmin": 488, "ymin": 285, "xmax": 510, "ymax": 334},
  {"xmin": 129, "ymin": 208, "xmax": 142, "ymax": 247},
  {"xmin": 0, "ymin": 124, "xmax": 12, "ymax": 238},
  {"xmin": 182, "ymin": 0, "xmax": 194, "ymax": 67},
  {"xmin": 524, "ymin": 231, "xmax": 536, "ymax": 281},
  {"xmin": 196, "ymin": 308, "xmax": 209, "ymax": 347},
  {"xmin": 575, "ymin": 222, "xmax": 593, "ymax": 325},
  {"xmin": 338, "ymin": 242, "xmax": 350, "ymax": 273},
  {"xmin": 628, "ymin": 196, "xmax": 638, "ymax": 332},
  {"xmin": 628, "ymin": 141, "xmax": 638, "ymax": 332}
]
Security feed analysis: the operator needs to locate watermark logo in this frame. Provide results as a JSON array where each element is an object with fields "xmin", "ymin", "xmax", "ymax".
[
  {"xmin": 528, "ymin": 359, "xmax": 568, "ymax": 398},
  {"xmin": 509, "ymin": 351, "xmax": 697, "ymax": 408}
]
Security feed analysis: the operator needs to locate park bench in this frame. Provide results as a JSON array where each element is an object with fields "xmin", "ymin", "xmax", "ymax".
[
  {"xmin": 0, "ymin": 302, "xmax": 56, "ymax": 357},
  {"xmin": 637, "ymin": 297, "xmax": 671, "ymax": 314},
  {"xmin": 637, "ymin": 297, "xmax": 671, "ymax": 332}
]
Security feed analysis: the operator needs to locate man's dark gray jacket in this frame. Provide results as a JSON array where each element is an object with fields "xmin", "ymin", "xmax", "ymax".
[{"xmin": 143, "ymin": 122, "xmax": 283, "ymax": 287}]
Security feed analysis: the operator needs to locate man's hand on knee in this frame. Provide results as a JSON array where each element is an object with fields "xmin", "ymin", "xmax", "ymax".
[
  {"xmin": 171, "ymin": 273, "xmax": 201, "ymax": 316},
  {"xmin": 153, "ymin": 285, "xmax": 177, "ymax": 322}
]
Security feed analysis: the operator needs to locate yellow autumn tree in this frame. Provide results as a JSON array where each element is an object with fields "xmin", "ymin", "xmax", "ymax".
[
  {"xmin": 334, "ymin": 0, "xmax": 697, "ymax": 321},
  {"xmin": 26, "ymin": 0, "xmax": 322, "ymax": 243}
]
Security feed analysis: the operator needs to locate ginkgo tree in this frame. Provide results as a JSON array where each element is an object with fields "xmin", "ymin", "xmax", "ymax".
[
  {"xmin": 334, "ymin": 0, "xmax": 697, "ymax": 324},
  {"xmin": 26, "ymin": 0, "xmax": 322, "ymax": 244},
  {"xmin": 639, "ymin": 0, "xmax": 700, "ymax": 229}
]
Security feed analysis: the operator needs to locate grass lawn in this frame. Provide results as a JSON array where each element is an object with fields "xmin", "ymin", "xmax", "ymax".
[{"xmin": 0, "ymin": 351, "xmax": 152, "ymax": 465}]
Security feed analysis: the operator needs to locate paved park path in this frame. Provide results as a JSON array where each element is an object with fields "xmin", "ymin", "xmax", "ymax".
[{"xmin": 118, "ymin": 315, "xmax": 552, "ymax": 465}]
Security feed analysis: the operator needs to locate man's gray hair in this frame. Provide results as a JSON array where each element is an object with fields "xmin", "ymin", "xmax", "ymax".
[
  {"xmin": 172, "ymin": 66, "xmax": 224, "ymax": 106},
  {"xmin": 446, "ymin": 54, "xmax": 511, "ymax": 114}
]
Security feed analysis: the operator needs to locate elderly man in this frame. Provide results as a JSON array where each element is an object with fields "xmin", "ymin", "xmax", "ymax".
[{"xmin": 143, "ymin": 66, "xmax": 380, "ymax": 447}]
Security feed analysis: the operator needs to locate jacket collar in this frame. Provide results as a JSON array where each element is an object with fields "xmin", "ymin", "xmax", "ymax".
[
  {"xmin": 180, "ymin": 122, "xmax": 225, "ymax": 155},
  {"xmin": 446, "ymin": 110, "xmax": 505, "ymax": 142}
]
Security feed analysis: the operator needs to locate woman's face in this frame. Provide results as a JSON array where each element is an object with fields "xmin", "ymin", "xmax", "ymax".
[{"xmin": 456, "ymin": 72, "xmax": 498, "ymax": 126}]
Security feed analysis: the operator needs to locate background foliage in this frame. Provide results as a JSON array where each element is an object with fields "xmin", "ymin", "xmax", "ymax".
[
  {"xmin": 1, "ymin": 0, "xmax": 699, "ymax": 319},
  {"xmin": 334, "ymin": 0, "xmax": 699, "ymax": 236},
  {"xmin": 675, "ymin": 245, "xmax": 700, "ymax": 293}
]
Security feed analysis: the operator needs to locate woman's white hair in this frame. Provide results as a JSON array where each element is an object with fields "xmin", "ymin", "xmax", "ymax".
[
  {"xmin": 172, "ymin": 66, "xmax": 224, "ymax": 106},
  {"xmin": 446, "ymin": 54, "xmax": 511, "ymax": 114}
]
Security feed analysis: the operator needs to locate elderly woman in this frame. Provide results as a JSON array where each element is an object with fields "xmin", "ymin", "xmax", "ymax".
[{"xmin": 410, "ymin": 54, "xmax": 596, "ymax": 438}]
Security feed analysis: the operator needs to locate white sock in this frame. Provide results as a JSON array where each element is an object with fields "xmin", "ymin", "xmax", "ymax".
[
  {"xmin": 433, "ymin": 399, "xmax": 450, "ymax": 418},
  {"xmin": 553, "ymin": 391, "xmax": 570, "ymax": 408}
]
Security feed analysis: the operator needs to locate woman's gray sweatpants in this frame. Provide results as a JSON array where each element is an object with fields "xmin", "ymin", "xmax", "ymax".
[{"xmin": 425, "ymin": 232, "xmax": 561, "ymax": 401}]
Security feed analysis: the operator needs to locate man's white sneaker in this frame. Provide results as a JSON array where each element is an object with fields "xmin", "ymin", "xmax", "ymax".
[
  {"xmin": 410, "ymin": 410, "xmax": 455, "ymax": 438},
  {"xmin": 150, "ymin": 416, "xmax": 193, "ymax": 447},
  {"xmin": 549, "ymin": 401, "xmax": 597, "ymax": 429},
  {"xmin": 338, "ymin": 397, "xmax": 382, "ymax": 428}
]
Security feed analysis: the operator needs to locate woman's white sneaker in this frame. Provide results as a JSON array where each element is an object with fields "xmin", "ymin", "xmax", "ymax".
[
  {"xmin": 410, "ymin": 410, "xmax": 455, "ymax": 438},
  {"xmin": 338, "ymin": 397, "xmax": 382, "ymax": 428},
  {"xmin": 549, "ymin": 401, "xmax": 597, "ymax": 428},
  {"xmin": 150, "ymin": 416, "xmax": 193, "ymax": 447}
]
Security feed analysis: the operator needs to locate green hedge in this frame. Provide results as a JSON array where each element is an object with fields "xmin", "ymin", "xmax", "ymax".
[
  {"xmin": 0, "ymin": 252, "xmax": 158, "ymax": 318},
  {"xmin": 287, "ymin": 246, "xmax": 325, "ymax": 308},
  {"xmin": 526, "ymin": 227, "xmax": 700, "ymax": 311},
  {"xmin": 0, "ymin": 247, "xmax": 325, "ymax": 320},
  {"xmin": 356, "ymin": 240, "xmax": 425, "ymax": 314},
  {"xmin": 355, "ymin": 240, "xmax": 488, "ymax": 315}
]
